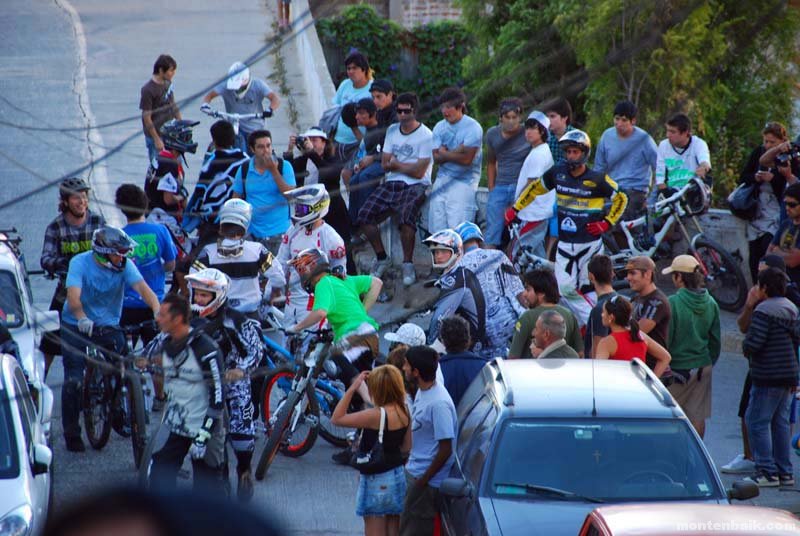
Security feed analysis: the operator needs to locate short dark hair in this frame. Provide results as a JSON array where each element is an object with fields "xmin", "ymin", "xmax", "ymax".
[
  {"xmin": 153, "ymin": 54, "xmax": 177, "ymax": 75},
  {"xmin": 785, "ymin": 183, "xmax": 800, "ymax": 202},
  {"xmin": 396, "ymin": 92, "xmax": 418, "ymax": 111},
  {"xmin": 588, "ymin": 255, "xmax": 614, "ymax": 286},
  {"xmin": 763, "ymin": 122, "xmax": 788, "ymax": 141},
  {"xmin": 523, "ymin": 268, "xmax": 560, "ymax": 304},
  {"xmin": 162, "ymin": 293, "xmax": 191, "ymax": 324},
  {"xmin": 210, "ymin": 120, "xmax": 235, "ymax": 149},
  {"xmin": 673, "ymin": 269, "xmax": 703, "ymax": 289},
  {"xmin": 498, "ymin": 98, "xmax": 523, "ymax": 117},
  {"xmin": 344, "ymin": 51, "xmax": 370, "ymax": 72},
  {"xmin": 544, "ymin": 97, "xmax": 572, "ymax": 124},
  {"xmin": 613, "ymin": 100, "xmax": 637, "ymax": 120},
  {"xmin": 115, "ymin": 183, "xmax": 148, "ymax": 220},
  {"xmin": 758, "ymin": 267, "xmax": 787, "ymax": 297},
  {"xmin": 439, "ymin": 316, "xmax": 471, "ymax": 353},
  {"xmin": 355, "ymin": 97, "xmax": 377, "ymax": 116},
  {"xmin": 525, "ymin": 119, "xmax": 549, "ymax": 143},
  {"xmin": 666, "ymin": 113, "xmax": 692, "ymax": 134},
  {"xmin": 405, "ymin": 345, "xmax": 438, "ymax": 382},
  {"xmin": 247, "ymin": 129, "xmax": 272, "ymax": 150},
  {"xmin": 439, "ymin": 86, "xmax": 466, "ymax": 109}
]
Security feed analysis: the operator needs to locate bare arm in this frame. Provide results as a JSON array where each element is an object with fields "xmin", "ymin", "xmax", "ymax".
[
  {"xmin": 142, "ymin": 111, "xmax": 162, "ymax": 150},
  {"xmin": 132, "ymin": 280, "xmax": 161, "ymax": 316},
  {"xmin": 202, "ymin": 90, "xmax": 219, "ymax": 104},
  {"xmin": 361, "ymin": 277, "xmax": 383, "ymax": 311},
  {"xmin": 637, "ymin": 318, "xmax": 656, "ymax": 334},
  {"xmin": 292, "ymin": 308, "xmax": 327, "ymax": 332},
  {"xmin": 163, "ymin": 260, "xmax": 176, "ymax": 273},
  {"xmin": 384, "ymin": 156, "xmax": 431, "ymax": 180},
  {"xmin": 331, "ymin": 377, "xmax": 379, "ymax": 428},
  {"xmin": 486, "ymin": 151, "xmax": 498, "ymax": 190},
  {"xmin": 759, "ymin": 142, "xmax": 788, "ymax": 167},
  {"xmin": 416, "ymin": 439, "xmax": 453, "ymax": 488},
  {"xmin": 737, "ymin": 287, "xmax": 762, "ymax": 333},
  {"xmin": 67, "ymin": 286, "xmax": 86, "ymax": 320},
  {"xmin": 266, "ymin": 91, "xmax": 280, "ymax": 111},
  {"xmin": 265, "ymin": 159, "xmax": 293, "ymax": 194},
  {"xmin": 642, "ymin": 332, "xmax": 671, "ymax": 377},
  {"xmin": 433, "ymin": 145, "xmax": 479, "ymax": 166},
  {"xmin": 594, "ymin": 335, "xmax": 615, "ymax": 359},
  {"xmin": 767, "ymin": 244, "xmax": 800, "ymax": 268}
]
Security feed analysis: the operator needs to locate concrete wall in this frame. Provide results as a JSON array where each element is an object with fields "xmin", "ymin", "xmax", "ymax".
[{"xmin": 294, "ymin": 0, "xmax": 336, "ymax": 123}]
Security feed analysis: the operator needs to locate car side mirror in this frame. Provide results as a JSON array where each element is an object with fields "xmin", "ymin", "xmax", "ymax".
[
  {"xmin": 727, "ymin": 479, "xmax": 759, "ymax": 501},
  {"xmin": 34, "ymin": 311, "xmax": 60, "ymax": 333},
  {"xmin": 440, "ymin": 477, "xmax": 472, "ymax": 498},
  {"xmin": 32, "ymin": 444, "xmax": 52, "ymax": 476}
]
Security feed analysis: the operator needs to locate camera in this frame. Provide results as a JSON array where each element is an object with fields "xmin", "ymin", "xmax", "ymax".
[
  {"xmin": 295, "ymin": 135, "xmax": 307, "ymax": 152},
  {"xmin": 775, "ymin": 142, "xmax": 800, "ymax": 167}
]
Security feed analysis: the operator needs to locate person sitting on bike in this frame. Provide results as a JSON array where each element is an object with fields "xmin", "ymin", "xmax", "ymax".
[
  {"xmin": 146, "ymin": 293, "xmax": 226, "ymax": 494},
  {"xmin": 505, "ymin": 130, "xmax": 629, "ymax": 290},
  {"xmin": 61, "ymin": 226, "xmax": 160, "ymax": 452},
  {"xmin": 455, "ymin": 221, "xmax": 525, "ymax": 358},
  {"xmin": 277, "ymin": 184, "xmax": 346, "ymax": 327},
  {"xmin": 40, "ymin": 177, "xmax": 106, "ymax": 377},
  {"xmin": 145, "ymin": 119, "xmax": 199, "ymax": 226},
  {"xmin": 201, "ymin": 62, "xmax": 280, "ymax": 153},
  {"xmin": 192, "ymin": 198, "xmax": 285, "ymax": 319},
  {"xmin": 423, "ymin": 229, "xmax": 488, "ymax": 355},
  {"xmin": 185, "ymin": 268, "xmax": 264, "ymax": 502}
]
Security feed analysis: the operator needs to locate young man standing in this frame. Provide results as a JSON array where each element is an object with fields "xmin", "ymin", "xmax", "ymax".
[
  {"xmin": 428, "ymin": 87, "xmax": 484, "ymax": 233},
  {"xmin": 140, "ymin": 54, "xmax": 181, "ymax": 165},
  {"xmin": 625, "ymin": 256, "xmax": 671, "ymax": 375},
  {"xmin": 545, "ymin": 97, "xmax": 575, "ymax": 165},
  {"xmin": 663, "ymin": 255, "xmax": 720, "ymax": 438},
  {"xmin": 655, "ymin": 113, "xmax": 712, "ymax": 192},
  {"xmin": 585, "ymin": 255, "xmax": 617, "ymax": 358},
  {"xmin": 400, "ymin": 345, "xmax": 457, "ymax": 536}
]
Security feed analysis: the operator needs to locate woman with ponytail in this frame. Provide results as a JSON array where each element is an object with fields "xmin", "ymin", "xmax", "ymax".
[{"xmin": 596, "ymin": 294, "xmax": 671, "ymax": 376}]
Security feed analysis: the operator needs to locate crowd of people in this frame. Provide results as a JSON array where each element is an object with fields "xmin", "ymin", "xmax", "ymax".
[{"xmin": 25, "ymin": 48, "xmax": 800, "ymax": 534}]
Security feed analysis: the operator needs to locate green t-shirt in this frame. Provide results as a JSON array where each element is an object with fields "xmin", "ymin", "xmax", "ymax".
[
  {"xmin": 312, "ymin": 274, "xmax": 379, "ymax": 340},
  {"xmin": 509, "ymin": 304, "xmax": 584, "ymax": 359}
]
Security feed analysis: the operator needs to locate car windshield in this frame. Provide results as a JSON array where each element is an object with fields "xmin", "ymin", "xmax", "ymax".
[
  {"xmin": 490, "ymin": 419, "xmax": 721, "ymax": 502},
  {"xmin": 0, "ymin": 270, "xmax": 24, "ymax": 328},
  {"xmin": 0, "ymin": 391, "xmax": 20, "ymax": 479}
]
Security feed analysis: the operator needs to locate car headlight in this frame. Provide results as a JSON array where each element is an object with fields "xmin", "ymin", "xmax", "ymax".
[{"xmin": 0, "ymin": 504, "xmax": 33, "ymax": 536}]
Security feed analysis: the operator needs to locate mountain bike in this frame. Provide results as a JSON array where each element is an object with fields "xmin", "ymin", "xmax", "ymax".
[{"xmin": 82, "ymin": 323, "xmax": 153, "ymax": 468}]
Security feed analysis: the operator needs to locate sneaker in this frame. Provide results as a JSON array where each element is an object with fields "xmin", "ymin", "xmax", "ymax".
[
  {"xmin": 402, "ymin": 262, "xmax": 416, "ymax": 286},
  {"xmin": 65, "ymin": 436, "xmax": 86, "ymax": 452},
  {"xmin": 370, "ymin": 258, "xmax": 390, "ymax": 278},
  {"xmin": 780, "ymin": 474, "xmax": 795, "ymax": 487},
  {"xmin": 744, "ymin": 472, "xmax": 779, "ymax": 487},
  {"xmin": 721, "ymin": 454, "xmax": 756, "ymax": 474},
  {"xmin": 331, "ymin": 448, "xmax": 354, "ymax": 466},
  {"xmin": 238, "ymin": 470, "xmax": 255, "ymax": 502}
]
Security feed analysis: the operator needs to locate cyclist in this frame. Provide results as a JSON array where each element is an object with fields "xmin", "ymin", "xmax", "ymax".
[
  {"xmin": 186, "ymin": 268, "xmax": 264, "ymax": 502},
  {"xmin": 423, "ymin": 229, "xmax": 488, "ymax": 355},
  {"xmin": 201, "ymin": 62, "xmax": 280, "ymax": 153},
  {"xmin": 144, "ymin": 119, "xmax": 199, "ymax": 225},
  {"xmin": 146, "ymin": 293, "xmax": 226, "ymax": 494},
  {"xmin": 277, "ymin": 185, "xmax": 346, "ymax": 327},
  {"xmin": 60, "ymin": 226, "xmax": 160, "ymax": 452},
  {"xmin": 505, "ymin": 130, "xmax": 629, "ymax": 290},
  {"xmin": 40, "ymin": 177, "xmax": 105, "ymax": 376},
  {"xmin": 455, "ymin": 221, "xmax": 525, "ymax": 358},
  {"xmin": 193, "ymin": 198, "xmax": 285, "ymax": 318}
]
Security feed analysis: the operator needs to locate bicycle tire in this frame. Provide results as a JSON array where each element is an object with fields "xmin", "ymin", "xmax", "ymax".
[
  {"xmin": 316, "ymin": 385, "xmax": 350, "ymax": 448},
  {"xmin": 260, "ymin": 369, "xmax": 319, "ymax": 458},
  {"xmin": 255, "ymin": 389, "xmax": 299, "ymax": 481},
  {"xmin": 83, "ymin": 360, "xmax": 112, "ymax": 450},
  {"xmin": 126, "ymin": 374, "xmax": 148, "ymax": 469},
  {"xmin": 692, "ymin": 236, "xmax": 747, "ymax": 311},
  {"xmin": 138, "ymin": 413, "xmax": 168, "ymax": 489}
]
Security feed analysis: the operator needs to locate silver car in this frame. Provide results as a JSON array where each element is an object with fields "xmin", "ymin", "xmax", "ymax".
[{"xmin": 0, "ymin": 354, "xmax": 53, "ymax": 535}]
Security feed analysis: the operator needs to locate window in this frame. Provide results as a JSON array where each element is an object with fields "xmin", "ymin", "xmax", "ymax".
[
  {"xmin": 0, "ymin": 271, "xmax": 23, "ymax": 328},
  {"xmin": 463, "ymin": 406, "xmax": 497, "ymax": 485},
  {"xmin": 457, "ymin": 395, "xmax": 492, "ymax": 460},
  {"xmin": 0, "ymin": 390, "xmax": 20, "ymax": 478},
  {"xmin": 13, "ymin": 371, "xmax": 33, "ymax": 453}
]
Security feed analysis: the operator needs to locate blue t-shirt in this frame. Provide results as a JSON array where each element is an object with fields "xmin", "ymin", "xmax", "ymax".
[
  {"xmin": 62, "ymin": 251, "xmax": 144, "ymax": 327},
  {"xmin": 593, "ymin": 126, "xmax": 657, "ymax": 193},
  {"xmin": 123, "ymin": 222, "xmax": 177, "ymax": 308},
  {"xmin": 406, "ymin": 382, "xmax": 458, "ymax": 488},
  {"xmin": 333, "ymin": 78, "xmax": 373, "ymax": 145},
  {"xmin": 432, "ymin": 115, "xmax": 483, "ymax": 185},
  {"xmin": 233, "ymin": 158, "xmax": 296, "ymax": 238}
]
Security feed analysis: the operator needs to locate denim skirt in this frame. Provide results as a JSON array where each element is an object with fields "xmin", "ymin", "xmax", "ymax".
[{"xmin": 355, "ymin": 465, "xmax": 406, "ymax": 517}]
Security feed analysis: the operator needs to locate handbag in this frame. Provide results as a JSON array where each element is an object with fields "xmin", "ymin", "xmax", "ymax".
[
  {"xmin": 353, "ymin": 407, "xmax": 386, "ymax": 470},
  {"xmin": 727, "ymin": 182, "xmax": 759, "ymax": 221}
]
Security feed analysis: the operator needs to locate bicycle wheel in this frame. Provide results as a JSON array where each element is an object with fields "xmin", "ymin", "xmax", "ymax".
[
  {"xmin": 692, "ymin": 236, "xmax": 747, "ymax": 311},
  {"xmin": 126, "ymin": 374, "xmax": 148, "ymax": 469},
  {"xmin": 260, "ymin": 369, "xmax": 319, "ymax": 458},
  {"xmin": 316, "ymin": 383, "xmax": 350, "ymax": 448},
  {"xmin": 82, "ymin": 360, "xmax": 112, "ymax": 450},
  {"xmin": 138, "ymin": 417, "xmax": 169, "ymax": 489},
  {"xmin": 255, "ymin": 389, "xmax": 298, "ymax": 481}
]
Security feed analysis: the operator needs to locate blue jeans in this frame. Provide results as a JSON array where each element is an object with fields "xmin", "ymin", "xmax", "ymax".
[
  {"xmin": 349, "ymin": 161, "xmax": 385, "ymax": 225},
  {"xmin": 746, "ymin": 384, "xmax": 793, "ymax": 476},
  {"xmin": 61, "ymin": 323, "xmax": 126, "ymax": 440},
  {"xmin": 145, "ymin": 136, "xmax": 158, "ymax": 168},
  {"xmin": 485, "ymin": 184, "xmax": 516, "ymax": 246}
]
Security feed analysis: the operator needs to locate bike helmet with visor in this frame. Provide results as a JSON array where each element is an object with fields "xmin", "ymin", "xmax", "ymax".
[
  {"xmin": 226, "ymin": 62, "xmax": 251, "ymax": 98},
  {"xmin": 423, "ymin": 229, "xmax": 463, "ymax": 272},
  {"xmin": 159, "ymin": 119, "xmax": 199, "ymax": 154},
  {"xmin": 92, "ymin": 226, "xmax": 137, "ymax": 272},
  {"xmin": 59, "ymin": 177, "xmax": 90, "ymax": 200},
  {"xmin": 289, "ymin": 248, "xmax": 331, "ymax": 293},
  {"xmin": 217, "ymin": 198, "xmax": 253, "ymax": 258},
  {"xmin": 185, "ymin": 268, "xmax": 230, "ymax": 317},
  {"xmin": 286, "ymin": 184, "xmax": 330, "ymax": 227},
  {"xmin": 558, "ymin": 129, "xmax": 592, "ymax": 170},
  {"xmin": 454, "ymin": 221, "xmax": 484, "ymax": 245}
]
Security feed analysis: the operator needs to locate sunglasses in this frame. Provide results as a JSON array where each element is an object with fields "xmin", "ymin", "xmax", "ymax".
[
  {"xmin": 786, "ymin": 201, "xmax": 800, "ymax": 209},
  {"xmin": 396, "ymin": 108, "xmax": 414, "ymax": 115}
]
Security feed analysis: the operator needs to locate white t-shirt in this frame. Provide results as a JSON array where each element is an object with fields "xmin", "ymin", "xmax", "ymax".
[
  {"xmin": 655, "ymin": 135, "xmax": 711, "ymax": 189},
  {"xmin": 383, "ymin": 123, "xmax": 433, "ymax": 186},
  {"xmin": 515, "ymin": 143, "xmax": 555, "ymax": 222}
]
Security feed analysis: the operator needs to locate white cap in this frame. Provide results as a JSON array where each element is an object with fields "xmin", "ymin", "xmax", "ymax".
[
  {"xmin": 526, "ymin": 110, "xmax": 550, "ymax": 131},
  {"xmin": 226, "ymin": 62, "xmax": 250, "ymax": 90},
  {"xmin": 384, "ymin": 323, "xmax": 426, "ymax": 347},
  {"xmin": 301, "ymin": 127, "xmax": 328, "ymax": 140}
]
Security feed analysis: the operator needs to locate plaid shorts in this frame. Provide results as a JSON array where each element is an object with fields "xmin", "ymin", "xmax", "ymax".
[{"xmin": 355, "ymin": 181, "xmax": 427, "ymax": 228}]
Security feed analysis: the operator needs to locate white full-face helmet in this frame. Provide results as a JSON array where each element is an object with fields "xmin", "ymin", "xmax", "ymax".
[
  {"xmin": 185, "ymin": 268, "xmax": 230, "ymax": 317},
  {"xmin": 286, "ymin": 184, "xmax": 330, "ymax": 227},
  {"xmin": 227, "ymin": 62, "xmax": 251, "ymax": 98},
  {"xmin": 217, "ymin": 198, "xmax": 252, "ymax": 257},
  {"xmin": 423, "ymin": 229, "xmax": 463, "ymax": 272}
]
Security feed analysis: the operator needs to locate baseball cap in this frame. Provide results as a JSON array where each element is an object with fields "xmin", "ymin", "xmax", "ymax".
[
  {"xmin": 525, "ymin": 110, "xmax": 550, "ymax": 131},
  {"xmin": 300, "ymin": 127, "xmax": 327, "ymax": 140},
  {"xmin": 355, "ymin": 97, "xmax": 377, "ymax": 115},
  {"xmin": 661, "ymin": 255, "xmax": 700, "ymax": 275},
  {"xmin": 370, "ymin": 79, "xmax": 394, "ymax": 94},
  {"xmin": 759, "ymin": 254, "xmax": 787, "ymax": 272},
  {"xmin": 384, "ymin": 323, "xmax": 426, "ymax": 347},
  {"xmin": 624, "ymin": 256, "xmax": 655, "ymax": 273}
]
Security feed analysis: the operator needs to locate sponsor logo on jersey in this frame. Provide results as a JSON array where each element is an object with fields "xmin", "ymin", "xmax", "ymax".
[{"xmin": 561, "ymin": 217, "xmax": 577, "ymax": 232}]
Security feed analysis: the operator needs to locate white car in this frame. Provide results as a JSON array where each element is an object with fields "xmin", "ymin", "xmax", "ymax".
[
  {"xmin": 0, "ymin": 354, "xmax": 53, "ymax": 535},
  {"xmin": 0, "ymin": 232, "xmax": 57, "ymax": 439}
]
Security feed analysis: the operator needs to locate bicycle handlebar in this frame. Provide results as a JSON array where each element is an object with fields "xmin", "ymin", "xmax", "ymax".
[{"xmin": 200, "ymin": 107, "xmax": 270, "ymax": 121}]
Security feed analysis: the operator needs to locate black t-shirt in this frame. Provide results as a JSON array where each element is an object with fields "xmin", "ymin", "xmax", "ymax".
[
  {"xmin": 584, "ymin": 291, "xmax": 616, "ymax": 357},
  {"xmin": 772, "ymin": 219, "xmax": 800, "ymax": 285},
  {"xmin": 632, "ymin": 288, "xmax": 671, "ymax": 369},
  {"xmin": 363, "ymin": 124, "xmax": 385, "ymax": 155}
]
